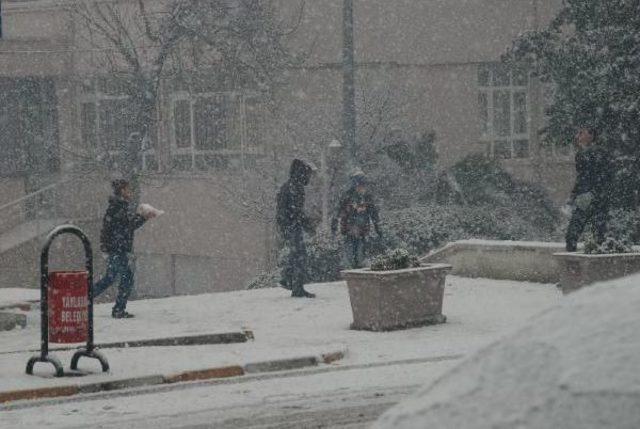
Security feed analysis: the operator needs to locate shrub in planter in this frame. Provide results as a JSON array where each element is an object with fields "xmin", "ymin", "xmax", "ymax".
[
  {"xmin": 583, "ymin": 209, "xmax": 639, "ymax": 255},
  {"xmin": 370, "ymin": 248, "xmax": 420, "ymax": 271}
]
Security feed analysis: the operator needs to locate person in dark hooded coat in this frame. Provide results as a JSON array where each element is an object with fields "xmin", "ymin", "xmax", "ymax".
[
  {"xmin": 94, "ymin": 179, "xmax": 155, "ymax": 318},
  {"xmin": 276, "ymin": 159, "xmax": 317, "ymax": 298},
  {"xmin": 565, "ymin": 127, "xmax": 614, "ymax": 252}
]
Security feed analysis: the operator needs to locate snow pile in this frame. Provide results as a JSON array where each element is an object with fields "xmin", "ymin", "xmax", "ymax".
[
  {"xmin": 0, "ymin": 288, "xmax": 39, "ymax": 308},
  {"xmin": 374, "ymin": 274, "xmax": 640, "ymax": 429}
]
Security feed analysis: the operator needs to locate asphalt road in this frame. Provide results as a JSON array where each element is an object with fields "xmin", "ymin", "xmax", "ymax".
[{"xmin": 2, "ymin": 356, "xmax": 460, "ymax": 429}]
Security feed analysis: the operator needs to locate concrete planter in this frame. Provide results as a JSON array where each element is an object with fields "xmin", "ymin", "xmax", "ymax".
[
  {"xmin": 554, "ymin": 252, "xmax": 640, "ymax": 294},
  {"xmin": 341, "ymin": 263, "xmax": 452, "ymax": 331}
]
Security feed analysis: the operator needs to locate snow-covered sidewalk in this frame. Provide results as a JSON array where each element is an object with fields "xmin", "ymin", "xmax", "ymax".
[
  {"xmin": 0, "ymin": 288, "xmax": 39, "ymax": 310},
  {"xmin": 0, "ymin": 276, "xmax": 561, "ymax": 397}
]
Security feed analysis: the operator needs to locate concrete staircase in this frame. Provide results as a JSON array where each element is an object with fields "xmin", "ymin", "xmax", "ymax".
[{"xmin": 0, "ymin": 178, "xmax": 104, "ymax": 289}]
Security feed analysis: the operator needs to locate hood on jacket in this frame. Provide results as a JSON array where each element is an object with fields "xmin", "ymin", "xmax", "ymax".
[{"xmin": 289, "ymin": 158, "xmax": 315, "ymax": 187}]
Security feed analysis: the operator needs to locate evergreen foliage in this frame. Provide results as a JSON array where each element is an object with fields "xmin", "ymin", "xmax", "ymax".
[
  {"xmin": 370, "ymin": 249, "xmax": 420, "ymax": 272},
  {"xmin": 505, "ymin": 0, "xmax": 640, "ymax": 210},
  {"xmin": 505, "ymin": 0, "xmax": 640, "ymax": 157}
]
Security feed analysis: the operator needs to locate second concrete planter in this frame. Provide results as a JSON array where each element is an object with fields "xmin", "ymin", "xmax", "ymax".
[
  {"xmin": 554, "ymin": 252, "xmax": 640, "ymax": 294},
  {"xmin": 341, "ymin": 263, "xmax": 452, "ymax": 331}
]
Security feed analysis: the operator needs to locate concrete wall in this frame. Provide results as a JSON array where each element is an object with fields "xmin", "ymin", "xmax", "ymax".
[{"xmin": 422, "ymin": 239, "xmax": 567, "ymax": 284}]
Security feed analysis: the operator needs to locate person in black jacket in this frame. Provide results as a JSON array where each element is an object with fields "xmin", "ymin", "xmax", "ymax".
[
  {"xmin": 565, "ymin": 127, "xmax": 614, "ymax": 252},
  {"xmin": 332, "ymin": 169, "xmax": 382, "ymax": 268},
  {"xmin": 94, "ymin": 179, "xmax": 154, "ymax": 318},
  {"xmin": 275, "ymin": 159, "xmax": 316, "ymax": 298}
]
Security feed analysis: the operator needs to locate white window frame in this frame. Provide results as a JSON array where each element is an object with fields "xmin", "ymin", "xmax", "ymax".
[
  {"xmin": 478, "ymin": 64, "xmax": 531, "ymax": 160},
  {"xmin": 169, "ymin": 90, "xmax": 264, "ymax": 171},
  {"xmin": 78, "ymin": 78, "xmax": 158, "ymax": 172}
]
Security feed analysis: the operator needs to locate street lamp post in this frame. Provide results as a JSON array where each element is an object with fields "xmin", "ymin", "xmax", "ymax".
[
  {"xmin": 321, "ymin": 139, "xmax": 343, "ymax": 234},
  {"xmin": 342, "ymin": 0, "xmax": 356, "ymax": 166}
]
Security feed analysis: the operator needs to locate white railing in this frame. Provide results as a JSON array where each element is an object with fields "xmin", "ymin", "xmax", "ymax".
[{"xmin": 0, "ymin": 180, "xmax": 65, "ymax": 239}]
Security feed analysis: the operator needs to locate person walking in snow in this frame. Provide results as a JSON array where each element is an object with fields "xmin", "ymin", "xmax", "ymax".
[
  {"xmin": 565, "ymin": 126, "xmax": 614, "ymax": 252},
  {"xmin": 332, "ymin": 169, "xmax": 382, "ymax": 268},
  {"xmin": 94, "ymin": 179, "xmax": 156, "ymax": 318},
  {"xmin": 275, "ymin": 159, "xmax": 317, "ymax": 298}
]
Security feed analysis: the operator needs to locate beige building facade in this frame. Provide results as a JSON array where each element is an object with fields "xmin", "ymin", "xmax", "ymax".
[{"xmin": 0, "ymin": 0, "xmax": 571, "ymax": 295}]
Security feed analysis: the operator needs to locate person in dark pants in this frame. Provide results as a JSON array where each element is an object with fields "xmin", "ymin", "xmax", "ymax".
[
  {"xmin": 565, "ymin": 127, "xmax": 613, "ymax": 252},
  {"xmin": 332, "ymin": 169, "xmax": 382, "ymax": 268},
  {"xmin": 276, "ymin": 159, "xmax": 317, "ymax": 298},
  {"xmin": 94, "ymin": 179, "xmax": 155, "ymax": 318}
]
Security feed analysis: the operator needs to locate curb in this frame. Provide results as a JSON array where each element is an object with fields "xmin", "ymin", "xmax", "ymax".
[
  {"xmin": 0, "ymin": 301, "xmax": 38, "ymax": 312},
  {"xmin": 0, "ymin": 349, "xmax": 347, "ymax": 405},
  {"xmin": 0, "ymin": 331, "xmax": 254, "ymax": 356}
]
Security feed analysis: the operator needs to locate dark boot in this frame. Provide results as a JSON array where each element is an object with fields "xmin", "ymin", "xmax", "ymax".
[
  {"xmin": 112, "ymin": 309, "xmax": 135, "ymax": 319},
  {"xmin": 291, "ymin": 288, "xmax": 315, "ymax": 298}
]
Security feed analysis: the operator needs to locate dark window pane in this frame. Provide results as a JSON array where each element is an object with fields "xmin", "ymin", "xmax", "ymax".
[
  {"xmin": 194, "ymin": 96, "xmax": 228, "ymax": 151},
  {"xmin": 513, "ymin": 91, "xmax": 528, "ymax": 134},
  {"xmin": 81, "ymin": 103, "xmax": 97, "ymax": 148},
  {"xmin": 493, "ymin": 91, "xmax": 511, "ymax": 137},
  {"xmin": 0, "ymin": 99, "xmax": 22, "ymax": 176},
  {"xmin": 0, "ymin": 77, "xmax": 58, "ymax": 176},
  {"xmin": 172, "ymin": 154, "xmax": 193, "ymax": 170},
  {"xmin": 494, "ymin": 140, "xmax": 512, "ymax": 159},
  {"xmin": 478, "ymin": 66, "xmax": 490, "ymax": 87},
  {"xmin": 80, "ymin": 79, "xmax": 95, "ymax": 95},
  {"xmin": 478, "ymin": 92, "xmax": 489, "ymax": 135},
  {"xmin": 512, "ymin": 69, "xmax": 529, "ymax": 86},
  {"xmin": 514, "ymin": 140, "xmax": 529, "ymax": 158},
  {"xmin": 173, "ymin": 100, "xmax": 192, "ymax": 149},
  {"xmin": 492, "ymin": 64, "xmax": 510, "ymax": 86},
  {"xmin": 226, "ymin": 97, "xmax": 241, "ymax": 151},
  {"xmin": 99, "ymin": 99, "xmax": 134, "ymax": 151},
  {"xmin": 143, "ymin": 154, "xmax": 159, "ymax": 172}
]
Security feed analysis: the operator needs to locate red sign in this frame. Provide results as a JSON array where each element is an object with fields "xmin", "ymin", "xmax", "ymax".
[{"xmin": 48, "ymin": 271, "xmax": 89, "ymax": 343}]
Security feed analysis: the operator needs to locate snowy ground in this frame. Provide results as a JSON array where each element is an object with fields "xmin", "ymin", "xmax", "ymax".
[
  {"xmin": 0, "ymin": 276, "xmax": 560, "ymax": 395},
  {"xmin": 374, "ymin": 273, "xmax": 640, "ymax": 429},
  {"xmin": 0, "ymin": 288, "xmax": 39, "ymax": 308}
]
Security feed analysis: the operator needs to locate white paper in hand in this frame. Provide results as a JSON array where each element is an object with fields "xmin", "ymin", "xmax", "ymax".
[{"xmin": 137, "ymin": 203, "xmax": 165, "ymax": 218}]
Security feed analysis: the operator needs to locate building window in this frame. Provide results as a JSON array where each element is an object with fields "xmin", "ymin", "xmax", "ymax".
[
  {"xmin": 169, "ymin": 91, "xmax": 265, "ymax": 172},
  {"xmin": 478, "ymin": 64, "xmax": 530, "ymax": 159},
  {"xmin": 79, "ymin": 78, "xmax": 158, "ymax": 172},
  {"xmin": 0, "ymin": 78, "xmax": 59, "ymax": 177}
]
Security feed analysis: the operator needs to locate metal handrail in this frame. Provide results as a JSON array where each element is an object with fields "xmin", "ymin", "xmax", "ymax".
[
  {"xmin": 0, "ymin": 182, "xmax": 59, "ymax": 213},
  {"xmin": 0, "ymin": 178, "xmax": 72, "ymax": 239}
]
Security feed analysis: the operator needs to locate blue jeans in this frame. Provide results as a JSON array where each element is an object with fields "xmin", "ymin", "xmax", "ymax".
[
  {"xmin": 94, "ymin": 253, "xmax": 134, "ymax": 314},
  {"xmin": 344, "ymin": 235, "xmax": 367, "ymax": 269}
]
